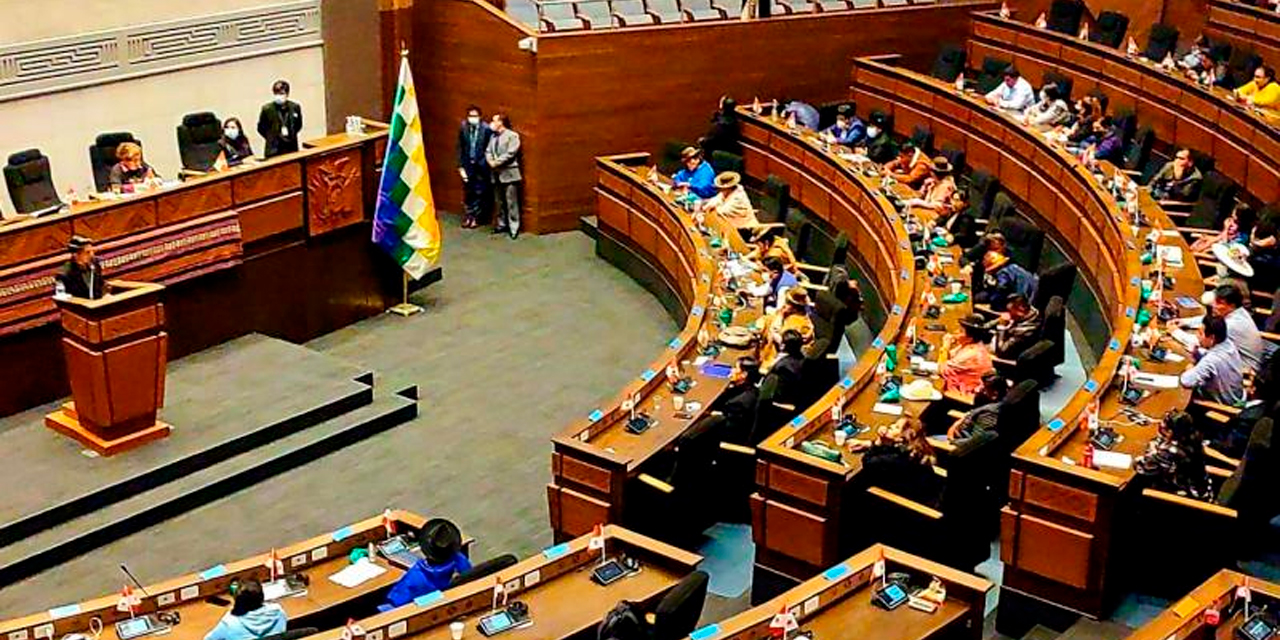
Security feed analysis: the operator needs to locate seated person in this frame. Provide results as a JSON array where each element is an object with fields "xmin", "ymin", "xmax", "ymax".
[
  {"xmin": 381, "ymin": 519, "xmax": 471, "ymax": 611},
  {"xmin": 1150, "ymin": 149, "xmax": 1203, "ymax": 203},
  {"xmin": 109, "ymin": 142, "xmax": 159, "ymax": 192},
  {"xmin": 992, "ymin": 293, "xmax": 1041, "ymax": 359},
  {"xmin": 849, "ymin": 417, "xmax": 941, "ymax": 507},
  {"xmin": 935, "ymin": 190, "xmax": 975, "ymax": 245},
  {"xmin": 1212, "ymin": 283, "xmax": 1264, "ymax": 374},
  {"xmin": 1023, "ymin": 83, "xmax": 1072, "ymax": 127},
  {"xmin": 939, "ymin": 314, "xmax": 995, "ymax": 398},
  {"xmin": 203, "ymin": 580, "xmax": 287, "ymax": 640},
  {"xmin": 975, "ymin": 251, "xmax": 1037, "ymax": 311},
  {"xmin": 779, "ymin": 99, "xmax": 820, "ymax": 130},
  {"xmin": 700, "ymin": 171, "xmax": 758, "ymax": 229},
  {"xmin": 1134, "ymin": 411, "xmax": 1210, "ymax": 499},
  {"xmin": 218, "ymin": 117, "xmax": 255, "ymax": 167},
  {"xmin": 766, "ymin": 329, "xmax": 807, "ymax": 405},
  {"xmin": 55, "ymin": 235, "xmax": 105, "ymax": 300},
  {"xmin": 1190, "ymin": 202, "xmax": 1252, "ymax": 253},
  {"xmin": 761, "ymin": 255, "xmax": 799, "ymax": 310},
  {"xmin": 710, "ymin": 356, "xmax": 762, "ymax": 445},
  {"xmin": 759, "ymin": 288, "xmax": 814, "ymax": 369},
  {"xmin": 672, "ymin": 147, "xmax": 717, "ymax": 199},
  {"xmin": 1178, "ymin": 35, "xmax": 1211, "ymax": 73},
  {"xmin": 1081, "ymin": 116, "xmax": 1123, "ymax": 165},
  {"xmin": 984, "ymin": 68, "xmax": 1035, "ymax": 113},
  {"xmin": 882, "ymin": 143, "xmax": 933, "ymax": 191},
  {"xmin": 747, "ymin": 226, "xmax": 797, "ymax": 271},
  {"xmin": 700, "ymin": 95, "xmax": 741, "ymax": 157},
  {"xmin": 1249, "ymin": 211, "xmax": 1280, "ymax": 282},
  {"xmin": 1236, "ymin": 65, "xmax": 1280, "ymax": 108},
  {"xmin": 906, "ymin": 157, "xmax": 957, "ymax": 214},
  {"xmin": 946, "ymin": 372, "xmax": 1009, "ymax": 450},
  {"xmin": 860, "ymin": 113, "xmax": 897, "ymax": 164},
  {"xmin": 1179, "ymin": 315, "xmax": 1245, "ymax": 407},
  {"xmin": 821, "ymin": 105, "xmax": 866, "ymax": 146},
  {"xmin": 936, "ymin": 312, "xmax": 993, "ymax": 396}
]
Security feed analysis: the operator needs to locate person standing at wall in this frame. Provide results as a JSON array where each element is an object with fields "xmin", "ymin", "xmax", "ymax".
[
  {"xmin": 486, "ymin": 113, "xmax": 522, "ymax": 239},
  {"xmin": 257, "ymin": 80, "xmax": 304, "ymax": 159},
  {"xmin": 457, "ymin": 105, "xmax": 493, "ymax": 229}
]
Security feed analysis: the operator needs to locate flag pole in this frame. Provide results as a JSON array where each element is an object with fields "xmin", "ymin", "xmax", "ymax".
[{"xmin": 389, "ymin": 273, "xmax": 422, "ymax": 316}]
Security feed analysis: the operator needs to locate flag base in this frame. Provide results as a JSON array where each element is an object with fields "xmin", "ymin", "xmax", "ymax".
[{"xmin": 388, "ymin": 302, "xmax": 423, "ymax": 317}]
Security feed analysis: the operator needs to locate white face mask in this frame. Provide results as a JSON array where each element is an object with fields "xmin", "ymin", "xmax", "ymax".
[
  {"xmin": 1039, "ymin": 90, "xmax": 1048, "ymax": 103},
  {"xmin": 467, "ymin": 116, "xmax": 481, "ymax": 125},
  {"xmin": 866, "ymin": 126, "xmax": 880, "ymax": 138},
  {"xmin": 273, "ymin": 94, "xmax": 287, "ymax": 105},
  {"xmin": 225, "ymin": 127, "xmax": 240, "ymax": 139}
]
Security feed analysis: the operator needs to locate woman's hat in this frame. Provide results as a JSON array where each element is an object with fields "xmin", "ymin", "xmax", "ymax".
[
  {"xmin": 982, "ymin": 251, "xmax": 1009, "ymax": 271},
  {"xmin": 958, "ymin": 313, "xmax": 990, "ymax": 332},
  {"xmin": 715, "ymin": 171, "xmax": 741, "ymax": 190},
  {"xmin": 418, "ymin": 518, "xmax": 463, "ymax": 565},
  {"xmin": 786, "ymin": 286, "xmax": 810, "ymax": 307},
  {"xmin": 931, "ymin": 156, "xmax": 953, "ymax": 174},
  {"xmin": 901, "ymin": 378, "xmax": 942, "ymax": 401},
  {"xmin": 680, "ymin": 146, "xmax": 702, "ymax": 161}
]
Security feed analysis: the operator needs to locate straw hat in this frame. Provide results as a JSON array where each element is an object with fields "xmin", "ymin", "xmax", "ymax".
[
  {"xmin": 715, "ymin": 171, "xmax": 741, "ymax": 190},
  {"xmin": 785, "ymin": 287, "xmax": 810, "ymax": 308},
  {"xmin": 901, "ymin": 379, "xmax": 942, "ymax": 401},
  {"xmin": 982, "ymin": 251, "xmax": 1009, "ymax": 271},
  {"xmin": 931, "ymin": 156, "xmax": 953, "ymax": 174},
  {"xmin": 680, "ymin": 146, "xmax": 702, "ymax": 161}
]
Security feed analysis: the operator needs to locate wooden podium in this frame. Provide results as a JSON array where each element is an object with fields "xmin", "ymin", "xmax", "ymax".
[{"xmin": 45, "ymin": 281, "xmax": 171, "ymax": 456}]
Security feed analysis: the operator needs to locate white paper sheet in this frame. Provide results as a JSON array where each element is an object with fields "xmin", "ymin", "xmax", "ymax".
[{"xmin": 328, "ymin": 559, "xmax": 387, "ymax": 588}]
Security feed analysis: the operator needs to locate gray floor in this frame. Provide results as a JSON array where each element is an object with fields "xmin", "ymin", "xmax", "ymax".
[{"xmin": 0, "ymin": 218, "xmax": 676, "ymax": 616}]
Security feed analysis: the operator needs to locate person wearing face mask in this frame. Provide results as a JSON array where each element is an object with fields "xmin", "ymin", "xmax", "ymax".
[
  {"xmin": 859, "ymin": 113, "xmax": 897, "ymax": 164},
  {"xmin": 821, "ymin": 105, "xmax": 865, "ymax": 146},
  {"xmin": 457, "ymin": 105, "xmax": 493, "ymax": 229},
  {"xmin": 218, "ymin": 117, "xmax": 255, "ymax": 167},
  {"xmin": 486, "ymin": 113, "xmax": 523, "ymax": 238},
  {"xmin": 1024, "ymin": 84, "xmax": 1071, "ymax": 127},
  {"xmin": 256, "ymin": 79, "xmax": 303, "ymax": 158}
]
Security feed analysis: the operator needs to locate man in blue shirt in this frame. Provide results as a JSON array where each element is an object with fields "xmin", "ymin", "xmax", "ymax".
[
  {"xmin": 1180, "ymin": 315, "xmax": 1245, "ymax": 407},
  {"xmin": 822, "ymin": 105, "xmax": 865, "ymax": 146},
  {"xmin": 976, "ymin": 251, "xmax": 1036, "ymax": 311},
  {"xmin": 380, "ymin": 519, "xmax": 471, "ymax": 611},
  {"xmin": 672, "ymin": 147, "xmax": 717, "ymax": 199},
  {"xmin": 780, "ymin": 99, "xmax": 820, "ymax": 131},
  {"xmin": 762, "ymin": 256, "xmax": 799, "ymax": 311}
]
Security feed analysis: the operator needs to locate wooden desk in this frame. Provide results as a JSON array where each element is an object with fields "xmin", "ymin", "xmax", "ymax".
[
  {"xmin": 0, "ymin": 122, "xmax": 403, "ymax": 416},
  {"xmin": 0, "ymin": 511, "xmax": 439, "ymax": 640},
  {"xmin": 1125, "ymin": 570, "xmax": 1280, "ymax": 640},
  {"xmin": 547, "ymin": 153, "xmax": 757, "ymax": 541},
  {"xmin": 312, "ymin": 525, "xmax": 701, "ymax": 640},
  {"xmin": 968, "ymin": 11, "xmax": 1280, "ymax": 203},
  {"xmin": 1207, "ymin": 0, "xmax": 1280, "ymax": 67},
  {"xmin": 848, "ymin": 57, "xmax": 1205, "ymax": 620},
  {"xmin": 685, "ymin": 544, "xmax": 991, "ymax": 640}
]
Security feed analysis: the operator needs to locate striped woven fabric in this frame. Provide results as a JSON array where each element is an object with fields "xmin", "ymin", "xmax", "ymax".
[{"xmin": 0, "ymin": 211, "xmax": 243, "ymax": 336}]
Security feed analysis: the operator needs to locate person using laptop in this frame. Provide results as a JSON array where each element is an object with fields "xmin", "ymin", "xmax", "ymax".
[
  {"xmin": 380, "ymin": 519, "xmax": 471, "ymax": 611},
  {"xmin": 204, "ymin": 580, "xmax": 287, "ymax": 640}
]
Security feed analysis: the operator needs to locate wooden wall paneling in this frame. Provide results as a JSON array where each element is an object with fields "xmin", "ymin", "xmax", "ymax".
[
  {"xmin": 1173, "ymin": 120, "xmax": 1221, "ymax": 175},
  {"xmin": 761, "ymin": 499, "xmax": 828, "ymax": 567},
  {"xmin": 551, "ymin": 485, "xmax": 611, "ymax": 538},
  {"xmin": 893, "ymin": 104, "xmax": 932, "ymax": 143},
  {"xmin": 932, "ymin": 119, "xmax": 968, "ymax": 152},
  {"xmin": 999, "ymin": 154, "xmax": 1032, "ymax": 202},
  {"xmin": 767, "ymin": 463, "xmax": 830, "ymax": 508},
  {"xmin": 596, "ymin": 190, "xmax": 630, "ymax": 235},
  {"xmin": 157, "ymin": 181, "xmax": 234, "ymax": 225},
  {"xmin": 966, "ymin": 137, "xmax": 1001, "ymax": 176},
  {"xmin": 1213, "ymin": 138, "xmax": 1249, "ymax": 190},
  {"xmin": 323, "ymin": 0, "xmax": 386, "ymax": 132},
  {"xmin": 73, "ymin": 200, "xmax": 157, "ymax": 242},
  {"xmin": 1247, "ymin": 158, "xmax": 1280, "ymax": 204},
  {"xmin": 1015, "ymin": 57, "xmax": 1051, "ymax": 89},
  {"xmin": 238, "ymin": 192, "xmax": 305, "ymax": 243},
  {"xmin": 629, "ymin": 209, "xmax": 659, "ymax": 257},
  {"xmin": 0, "ymin": 220, "xmax": 72, "ymax": 265},
  {"xmin": 1023, "ymin": 475, "xmax": 1099, "ymax": 523},
  {"xmin": 232, "ymin": 163, "xmax": 303, "ymax": 204},
  {"xmin": 1013, "ymin": 514, "xmax": 1093, "ymax": 589}
]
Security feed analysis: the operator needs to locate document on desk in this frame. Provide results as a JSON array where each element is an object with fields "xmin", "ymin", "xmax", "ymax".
[
  {"xmin": 1169, "ymin": 328, "xmax": 1200, "ymax": 351},
  {"xmin": 328, "ymin": 559, "xmax": 387, "ymax": 588},
  {"xmin": 1156, "ymin": 245, "xmax": 1184, "ymax": 267},
  {"xmin": 1092, "ymin": 450, "xmax": 1132, "ymax": 470},
  {"xmin": 1131, "ymin": 372, "xmax": 1180, "ymax": 390}
]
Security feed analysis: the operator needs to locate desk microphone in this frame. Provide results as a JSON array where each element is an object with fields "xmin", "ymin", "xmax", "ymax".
[{"xmin": 120, "ymin": 563, "xmax": 152, "ymax": 598}]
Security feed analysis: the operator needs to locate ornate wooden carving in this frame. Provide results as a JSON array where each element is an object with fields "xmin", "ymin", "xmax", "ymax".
[{"xmin": 306, "ymin": 149, "xmax": 364, "ymax": 237}]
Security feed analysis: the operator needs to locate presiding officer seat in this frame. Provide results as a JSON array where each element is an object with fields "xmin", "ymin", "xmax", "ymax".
[
  {"xmin": 4, "ymin": 149, "xmax": 62, "ymax": 215},
  {"xmin": 176, "ymin": 112, "xmax": 225, "ymax": 174},
  {"xmin": 89, "ymin": 132, "xmax": 141, "ymax": 193}
]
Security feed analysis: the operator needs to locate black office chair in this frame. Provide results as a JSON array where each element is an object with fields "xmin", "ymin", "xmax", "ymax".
[
  {"xmin": 650, "ymin": 571, "xmax": 710, "ymax": 640},
  {"xmin": 813, "ymin": 289, "xmax": 852, "ymax": 347},
  {"xmin": 4, "ymin": 149, "xmax": 62, "ymax": 215},
  {"xmin": 176, "ymin": 112, "xmax": 224, "ymax": 173},
  {"xmin": 931, "ymin": 44, "xmax": 967, "ymax": 83},
  {"xmin": 658, "ymin": 140, "xmax": 691, "ymax": 176},
  {"xmin": 1041, "ymin": 70, "xmax": 1074, "ymax": 101},
  {"xmin": 1190, "ymin": 149, "xmax": 1217, "ymax": 177},
  {"xmin": 996, "ymin": 215, "xmax": 1046, "ymax": 273},
  {"xmin": 1222, "ymin": 49, "xmax": 1263, "ymax": 90},
  {"xmin": 1046, "ymin": 0, "xmax": 1084, "ymax": 35},
  {"xmin": 940, "ymin": 146, "xmax": 966, "ymax": 177},
  {"xmin": 260, "ymin": 629, "xmax": 319, "ymax": 640},
  {"xmin": 710, "ymin": 150, "xmax": 744, "ymax": 175},
  {"xmin": 631, "ymin": 415, "xmax": 722, "ymax": 546},
  {"xmin": 1172, "ymin": 171, "xmax": 1238, "ymax": 230},
  {"xmin": 1113, "ymin": 110, "xmax": 1138, "ymax": 148},
  {"xmin": 910, "ymin": 126, "xmax": 934, "ymax": 154},
  {"xmin": 1089, "ymin": 11, "xmax": 1129, "ymax": 48},
  {"xmin": 976, "ymin": 57, "xmax": 1012, "ymax": 95},
  {"xmin": 89, "ymin": 132, "xmax": 140, "ymax": 193},
  {"xmin": 1122, "ymin": 127, "xmax": 1155, "ymax": 181},
  {"xmin": 757, "ymin": 175, "xmax": 791, "ymax": 225},
  {"xmin": 783, "ymin": 208, "xmax": 810, "ymax": 259},
  {"xmin": 986, "ymin": 192, "xmax": 1017, "ymax": 231},
  {"xmin": 799, "ymin": 337, "xmax": 839, "ymax": 408},
  {"xmin": 449, "ymin": 554, "xmax": 518, "ymax": 587},
  {"xmin": 1144, "ymin": 24, "xmax": 1180, "ymax": 62},
  {"xmin": 750, "ymin": 374, "xmax": 799, "ymax": 446},
  {"xmin": 1031, "ymin": 263, "xmax": 1076, "ymax": 313},
  {"xmin": 1040, "ymin": 295, "xmax": 1066, "ymax": 371}
]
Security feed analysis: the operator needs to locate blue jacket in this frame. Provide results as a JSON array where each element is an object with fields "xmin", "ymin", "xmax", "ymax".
[
  {"xmin": 380, "ymin": 553, "xmax": 472, "ymax": 612},
  {"xmin": 764, "ymin": 271, "xmax": 799, "ymax": 310},
  {"xmin": 782, "ymin": 101, "xmax": 821, "ymax": 130},
  {"xmin": 984, "ymin": 262, "xmax": 1037, "ymax": 310},
  {"xmin": 203, "ymin": 604, "xmax": 287, "ymax": 640},
  {"xmin": 823, "ymin": 118, "xmax": 866, "ymax": 146},
  {"xmin": 673, "ymin": 161, "xmax": 717, "ymax": 199}
]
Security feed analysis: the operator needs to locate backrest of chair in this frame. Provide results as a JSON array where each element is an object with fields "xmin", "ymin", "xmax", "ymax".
[
  {"xmin": 1217, "ymin": 417, "xmax": 1275, "ymax": 524},
  {"xmin": 673, "ymin": 414, "xmax": 724, "ymax": 488},
  {"xmin": 1091, "ymin": 11, "xmax": 1128, "ymax": 48},
  {"xmin": 709, "ymin": 150, "xmax": 743, "ymax": 175},
  {"xmin": 932, "ymin": 44, "xmax": 966, "ymax": 82},
  {"xmin": 759, "ymin": 175, "xmax": 790, "ymax": 224},
  {"xmin": 1145, "ymin": 24, "xmax": 1179, "ymax": 62},
  {"xmin": 830, "ymin": 231, "xmax": 849, "ymax": 268},
  {"xmin": 451, "ymin": 554, "xmax": 519, "ymax": 587},
  {"xmin": 977, "ymin": 57, "xmax": 1011, "ymax": 94},
  {"xmin": 940, "ymin": 146, "xmax": 966, "ymax": 176},
  {"xmin": 89, "ymin": 132, "xmax": 139, "ymax": 192},
  {"xmin": 1123, "ymin": 127, "xmax": 1154, "ymax": 173},
  {"xmin": 996, "ymin": 214, "xmax": 1044, "ymax": 272},
  {"xmin": 1032, "ymin": 263, "xmax": 1076, "ymax": 312},
  {"xmin": 1190, "ymin": 172, "xmax": 1237, "ymax": 230},
  {"xmin": 784, "ymin": 208, "xmax": 808, "ymax": 255},
  {"xmin": 4, "ymin": 149, "xmax": 60, "ymax": 214},
  {"xmin": 658, "ymin": 140, "xmax": 689, "ymax": 175},
  {"xmin": 177, "ymin": 112, "xmax": 224, "ymax": 171},
  {"xmin": 1042, "ymin": 295, "xmax": 1065, "ymax": 342},
  {"xmin": 1047, "ymin": 0, "xmax": 1083, "ymax": 35},
  {"xmin": 805, "ymin": 227, "xmax": 837, "ymax": 267},
  {"xmin": 998, "ymin": 379, "xmax": 1042, "ymax": 449},
  {"xmin": 1041, "ymin": 70, "xmax": 1074, "ymax": 100},
  {"xmin": 1209, "ymin": 40, "xmax": 1234, "ymax": 64},
  {"xmin": 651, "ymin": 571, "xmax": 710, "ymax": 640},
  {"xmin": 990, "ymin": 192, "xmax": 1016, "ymax": 226},
  {"xmin": 911, "ymin": 126, "xmax": 934, "ymax": 153},
  {"xmin": 968, "ymin": 170, "xmax": 999, "ymax": 219}
]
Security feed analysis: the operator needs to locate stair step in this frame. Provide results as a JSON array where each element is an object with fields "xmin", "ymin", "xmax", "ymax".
[{"xmin": 0, "ymin": 386, "xmax": 417, "ymax": 588}]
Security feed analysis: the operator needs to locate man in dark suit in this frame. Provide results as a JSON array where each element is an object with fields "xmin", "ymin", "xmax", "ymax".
[
  {"xmin": 710, "ymin": 356, "xmax": 761, "ymax": 445},
  {"xmin": 457, "ymin": 105, "xmax": 493, "ymax": 229},
  {"xmin": 256, "ymin": 80, "xmax": 304, "ymax": 159},
  {"xmin": 55, "ymin": 236, "xmax": 105, "ymax": 300}
]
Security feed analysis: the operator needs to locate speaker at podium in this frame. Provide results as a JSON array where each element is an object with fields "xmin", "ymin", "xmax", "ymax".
[{"xmin": 45, "ymin": 280, "xmax": 172, "ymax": 456}]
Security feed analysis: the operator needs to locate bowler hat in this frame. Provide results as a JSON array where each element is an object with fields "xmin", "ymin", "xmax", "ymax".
[{"xmin": 418, "ymin": 518, "xmax": 463, "ymax": 565}]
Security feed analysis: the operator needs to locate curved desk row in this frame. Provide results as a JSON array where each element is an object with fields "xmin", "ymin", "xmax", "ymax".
[
  {"xmin": 849, "ymin": 57, "xmax": 1204, "ymax": 618},
  {"xmin": 0, "ymin": 511, "xmax": 432, "ymax": 640},
  {"xmin": 1208, "ymin": 0, "xmax": 1280, "ymax": 66},
  {"xmin": 1124, "ymin": 569, "xmax": 1279, "ymax": 640},
  {"xmin": 681, "ymin": 544, "xmax": 992, "ymax": 640},
  {"xmin": 969, "ymin": 11, "xmax": 1280, "ymax": 204}
]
